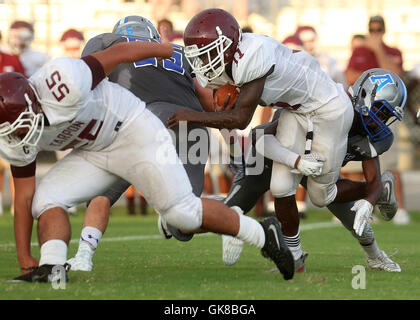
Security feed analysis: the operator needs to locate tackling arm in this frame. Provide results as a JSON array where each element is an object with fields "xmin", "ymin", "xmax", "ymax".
[
  {"xmin": 90, "ymin": 40, "xmax": 173, "ymax": 76},
  {"xmin": 361, "ymin": 156, "xmax": 383, "ymax": 205}
]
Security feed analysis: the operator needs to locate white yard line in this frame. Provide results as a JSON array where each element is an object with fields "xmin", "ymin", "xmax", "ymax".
[{"xmin": 0, "ymin": 221, "xmax": 341, "ymax": 249}]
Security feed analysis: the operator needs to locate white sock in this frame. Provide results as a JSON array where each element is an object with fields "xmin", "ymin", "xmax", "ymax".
[
  {"xmin": 39, "ymin": 239, "xmax": 67, "ymax": 266},
  {"xmin": 283, "ymin": 230, "xmax": 303, "ymax": 260},
  {"xmin": 80, "ymin": 226, "xmax": 102, "ymax": 250},
  {"xmin": 236, "ymin": 214, "xmax": 265, "ymax": 249},
  {"xmin": 362, "ymin": 239, "xmax": 381, "ymax": 259}
]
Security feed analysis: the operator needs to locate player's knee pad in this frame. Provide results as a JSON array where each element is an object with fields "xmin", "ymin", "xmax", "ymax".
[
  {"xmin": 32, "ymin": 188, "xmax": 66, "ymax": 219},
  {"xmin": 270, "ymin": 165, "xmax": 298, "ymax": 198},
  {"xmin": 161, "ymin": 193, "xmax": 203, "ymax": 231},
  {"xmin": 307, "ymin": 181, "xmax": 337, "ymax": 207}
]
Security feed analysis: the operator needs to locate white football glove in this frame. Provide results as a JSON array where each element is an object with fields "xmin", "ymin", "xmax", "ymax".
[
  {"xmin": 352, "ymin": 199, "xmax": 374, "ymax": 236},
  {"xmin": 294, "ymin": 153, "xmax": 325, "ymax": 177}
]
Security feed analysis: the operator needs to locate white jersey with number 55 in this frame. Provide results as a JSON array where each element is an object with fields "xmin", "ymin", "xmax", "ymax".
[{"xmin": 0, "ymin": 57, "xmax": 145, "ymax": 167}]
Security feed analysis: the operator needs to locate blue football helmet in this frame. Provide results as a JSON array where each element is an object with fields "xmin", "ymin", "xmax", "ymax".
[
  {"xmin": 349, "ymin": 68, "xmax": 407, "ymax": 142},
  {"xmin": 112, "ymin": 15, "xmax": 160, "ymax": 40}
]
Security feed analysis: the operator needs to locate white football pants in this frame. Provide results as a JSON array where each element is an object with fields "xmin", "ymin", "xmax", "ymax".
[
  {"xmin": 270, "ymin": 89, "xmax": 353, "ymax": 207},
  {"xmin": 32, "ymin": 108, "xmax": 203, "ymax": 231}
]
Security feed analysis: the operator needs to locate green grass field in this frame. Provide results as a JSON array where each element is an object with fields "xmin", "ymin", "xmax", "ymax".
[{"xmin": 0, "ymin": 207, "xmax": 419, "ymax": 300}]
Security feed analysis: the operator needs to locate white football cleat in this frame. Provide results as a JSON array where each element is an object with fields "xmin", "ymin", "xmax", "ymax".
[
  {"xmin": 222, "ymin": 235, "xmax": 244, "ymax": 266},
  {"xmin": 67, "ymin": 242, "xmax": 94, "ymax": 271},
  {"xmin": 377, "ymin": 171, "xmax": 398, "ymax": 221},
  {"xmin": 393, "ymin": 208, "xmax": 411, "ymax": 225},
  {"xmin": 366, "ymin": 250, "xmax": 401, "ymax": 272},
  {"xmin": 222, "ymin": 206, "xmax": 245, "ymax": 266}
]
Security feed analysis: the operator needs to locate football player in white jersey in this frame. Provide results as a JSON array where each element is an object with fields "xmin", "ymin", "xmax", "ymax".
[
  {"xmin": 168, "ymin": 8, "xmax": 356, "ymax": 262},
  {"xmin": 0, "ymin": 39, "xmax": 295, "ymax": 282}
]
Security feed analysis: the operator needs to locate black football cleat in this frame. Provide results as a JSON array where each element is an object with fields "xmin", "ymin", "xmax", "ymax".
[
  {"xmin": 9, "ymin": 264, "xmax": 70, "ymax": 283},
  {"xmin": 260, "ymin": 217, "xmax": 295, "ymax": 280}
]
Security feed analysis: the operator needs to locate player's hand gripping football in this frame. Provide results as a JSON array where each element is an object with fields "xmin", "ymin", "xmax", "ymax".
[
  {"xmin": 352, "ymin": 199, "xmax": 374, "ymax": 236},
  {"xmin": 213, "ymin": 84, "xmax": 239, "ymax": 112},
  {"xmin": 293, "ymin": 153, "xmax": 325, "ymax": 177}
]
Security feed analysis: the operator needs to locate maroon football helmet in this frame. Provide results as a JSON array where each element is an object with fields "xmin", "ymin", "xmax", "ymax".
[
  {"xmin": 0, "ymin": 72, "xmax": 44, "ymax": 148},
  {"xmin": 183, "ymin": 8, "xmax": 241, "ymax": 81},
  {"xmin": 8, "ymin": 21, "xmax": 34, "ymax": 54}
]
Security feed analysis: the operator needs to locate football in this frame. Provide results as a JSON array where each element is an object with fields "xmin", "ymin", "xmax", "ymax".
[{"xmin": 214, "ymin": 84, "xmax": 240, "ymax": 111}]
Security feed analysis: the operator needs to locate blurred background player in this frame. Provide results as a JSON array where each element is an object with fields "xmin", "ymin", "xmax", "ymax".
[
  {"xmin": 350, "ymin": 34, "xmax": 367, "ymax": 52},
  {"xmin": 0, "ymin": 32, "xmax": 25, "ymax": 216},
  {"xmin": 157, "ymin": 18, "xmax": 184, "ymax": 45},
  {"xmin": 345, "ymin": 15, "xmax": 409, "ymax": 225},
  {"xmin": 60, "ymin": 28, "xmax": 85, "ymax": 59},
  {"xmin": 295, "ymin": 25, "xmax": 348, "ymax": 89},
  {"xmin": 5, "ymin": 20, "xmax": 50, "ymax": 77}
]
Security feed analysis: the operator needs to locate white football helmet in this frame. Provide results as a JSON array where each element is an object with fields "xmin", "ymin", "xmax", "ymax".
[{"xmin": 349, "ymin": 68, "xmax": 407, "ymax": 141}]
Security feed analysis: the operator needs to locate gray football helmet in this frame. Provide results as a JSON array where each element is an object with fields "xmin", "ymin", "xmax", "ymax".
[
  {"xmin": 112, "ymin": 15, "xmax": 160, "ymax": 40},
  {"xmin": 349, "ymin": 68, "xmax": 407, "ymax": 141}
]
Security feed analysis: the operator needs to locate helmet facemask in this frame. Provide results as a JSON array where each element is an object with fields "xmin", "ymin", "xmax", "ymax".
[
  {"xmin": 359, "ymin": 99, "xmax": 402, "ymax": 142},
  {"xmin": 185, "ymin": 26, "xmax": 233, "ymax": 82},
  {"xmin": 350, "ymin": 69, "xmax": 406, "ymax": 142},
  {"xmin": 0, "ymin": 88, "xmax": 44, "ymax": 149}
]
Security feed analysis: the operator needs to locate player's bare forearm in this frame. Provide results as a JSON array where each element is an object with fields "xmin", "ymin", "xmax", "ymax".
[
  {"xmin": 362, "ymin": 157, "xmax": 382, "ymax": 205},
  {"xmin": 13, "ymin": 176, "xmax": 37, "ymax": 272},
  {"xmin": 92, "ymin": 41, "xmax": 174, "ymax": 76},
  {"xmin": 169, "ymin": 75, "xmax": 267, "ymax": 130},
  {"xmin": 172, "ymin": 108, "xmax": 250, "ymax": 130},
  {"xmin": 194, "ymin": 78, "xmax": 215, "ymax": 112}
]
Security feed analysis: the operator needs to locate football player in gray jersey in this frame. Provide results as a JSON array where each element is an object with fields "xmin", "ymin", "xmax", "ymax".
[
  {"xmin": 67, "ymin": 16, "xmax": 214, "ymax": 271},
  {"xmin": 162, "ymin": 68, "xmax": 406, "ymax": 273}
]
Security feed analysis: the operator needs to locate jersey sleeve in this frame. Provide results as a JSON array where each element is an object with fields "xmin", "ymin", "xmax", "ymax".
[
  {"xmin": 233, "ymin": 39, "xmax": 276, "ymax": 86},
  {"xmin": 11, "ymin": 161, "xmax": 36, "ymax": 178}
]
